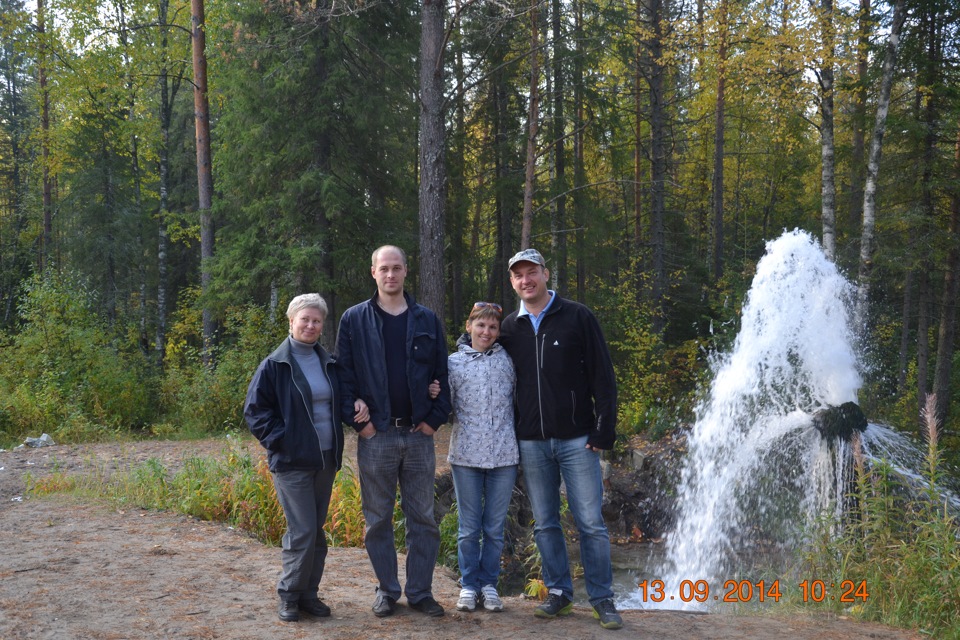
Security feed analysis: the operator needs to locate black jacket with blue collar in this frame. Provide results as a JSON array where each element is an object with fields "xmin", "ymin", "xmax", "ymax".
[{"xmin": 499, "ymin": 293, "xmax": 618, "ymax": 449}]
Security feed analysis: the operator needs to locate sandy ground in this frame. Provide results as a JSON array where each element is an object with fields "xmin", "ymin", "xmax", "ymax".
[{"xmin": 0, "ymin": 434, "xmax": 923, "ymax": 640}]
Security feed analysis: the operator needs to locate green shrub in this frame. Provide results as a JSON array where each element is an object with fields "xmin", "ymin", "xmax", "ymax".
[
  {"xmin": 161, "ymin": 295, "xmax": 285, "ymax": 434},
  {"xmin": 0, "ymin": 272, "xmax": 154, "ymax": 443}
]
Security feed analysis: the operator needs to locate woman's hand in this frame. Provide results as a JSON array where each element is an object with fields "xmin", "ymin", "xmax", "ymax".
[
  {"xmin": 428, "ymin": 379, "xmax": 440, "ymax": 399},
  {"xmin": 353, "ymin": 398, "xmax": 370, "ymax": 424}
]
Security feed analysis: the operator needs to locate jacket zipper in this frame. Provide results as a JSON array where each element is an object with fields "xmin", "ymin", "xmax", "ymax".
[
  {"xmin": 291, "ymin": 359, "xmax": 334, "ymax": 470},
  {"xmin": 536, "ymin": 331, "xmax": 546, "ymax": 439}
]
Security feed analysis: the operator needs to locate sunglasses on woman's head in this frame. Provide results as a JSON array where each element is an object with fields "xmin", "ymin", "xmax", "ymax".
[{"xmin": 473, "ymin": 301, "xmax": 503, "ymax": 316}]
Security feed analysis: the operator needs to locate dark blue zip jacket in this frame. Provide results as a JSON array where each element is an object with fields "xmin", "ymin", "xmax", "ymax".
[
  {"xmin": 244, "ymin": 337, "xmax": 344, "ymax": 472},
  {"xmin": 335, "ymin": 291, "xmax": 451, "ymax": 432},
  {"xmin": 499, "ymin": 293, "xmax": 618, "ymax": 449}
]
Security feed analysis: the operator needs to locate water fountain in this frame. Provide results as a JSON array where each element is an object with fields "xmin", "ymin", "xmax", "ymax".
[{"xmin": 618, "ymin": 229, "xmax": 954, "ymax": 611}]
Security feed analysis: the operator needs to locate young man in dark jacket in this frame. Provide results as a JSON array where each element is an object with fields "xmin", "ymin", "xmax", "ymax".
[
  {"xmin": 498, "ymin": 248, "xmax": 623, "ymax": 630},
  {"xmin": 335, "ymin": 245, "xmax": 451, "ymax": 619}
]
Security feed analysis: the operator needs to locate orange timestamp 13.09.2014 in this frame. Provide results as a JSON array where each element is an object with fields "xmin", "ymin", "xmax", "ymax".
[{"xmin": 636, "ymin": 579, "xmax": 870, "ymax": 604}]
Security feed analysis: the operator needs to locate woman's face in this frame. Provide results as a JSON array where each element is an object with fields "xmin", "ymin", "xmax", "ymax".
[
  {"xmin": 289, "ymin": 307, "xmax": 325, "ymax": 343},
  {"xmin": 467, "ymin": 316, "xmax": 500, "ymax": 352}
]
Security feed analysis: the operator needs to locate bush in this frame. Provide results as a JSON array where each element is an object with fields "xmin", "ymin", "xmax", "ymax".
[
  {"xmin": 0, "ymin": 272, "xmax": 154, "ymax": 443},
  {"xmin": 161, "ymin": 294, "xmax": 285, "ymax": 435}
]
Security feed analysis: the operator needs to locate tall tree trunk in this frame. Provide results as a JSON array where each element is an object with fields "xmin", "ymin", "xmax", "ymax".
[
  {"xmin": 897, "ymin": 267, "xmax": 912, "ymax": 392},
  {"xmin": 156, "ymin": 0, "xmax": 177, "ymax": 368},
  {"xmin": 551, "ymin": 0, "xmax": 567, "ymax": 295},
  {"xmin": 449, "ymin": 0, "xmax": 466, "ymax": 329},
  {"xmin": 314, "ymin": 19, "xmax": 337, "ymax": 346},
  {"xmin": 521, "ymin": 0, "xmax": 541, "ymax": 249},
  {"xmin": 418, "ymin": 0, "xmax": 447, "ymax": 323},
  {"xmin": 855, "ymin": 0, "xmax": 908, "ymax": 326},
  {"xmin": 848, "ymin": 0, "xmax": 870, "ymax": 241},
  {"xmin": 648, "ymin": 0, "xmax": 667, "ymax": 334},
  {"xmin": 492, "ymin": 63, "xmax": 512, "ymax": 310},
  {"xmin": 37, "ymin": 0, "xmax": 52, "ymax": 273},
  {"xmin": 818, "ymin": 0, "xmax": 837, "ymax": 261},
  {"xmin": 711, "ymin": 0, "xmax": 728, "ymax": 284},
  {"xmin": 932, "ymin": 38, "xmax": 957, "ymax": 426},
  {"xmin": 633, "ymin": 0, "xmax": 644, "ymax": 256},
  {"xmin": 191, "ymin": 0, "xmax": 215, "ymax": 364},
  {"xmin": 573, "ymin": 1, "xmax": 586, "ymax": 302},
  {"xmin": 917, "ymin": 269, "xmax": 930, "ymax": 428}
]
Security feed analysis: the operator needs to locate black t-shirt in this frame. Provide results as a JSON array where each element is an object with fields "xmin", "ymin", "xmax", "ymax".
[{"xmin": 375, "ymin": 305, "xmax": 412, "ymax": 420}]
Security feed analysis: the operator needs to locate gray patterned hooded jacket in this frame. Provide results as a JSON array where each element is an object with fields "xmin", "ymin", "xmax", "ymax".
[{"xmin": 447, "ymin": 342, "xmax": 519, "ymax": 468}]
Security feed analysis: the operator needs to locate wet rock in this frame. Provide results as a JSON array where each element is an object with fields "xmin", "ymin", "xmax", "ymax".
[{"xmin": 812, "ymin": 402, "xmax": 867, "ymax": 442}]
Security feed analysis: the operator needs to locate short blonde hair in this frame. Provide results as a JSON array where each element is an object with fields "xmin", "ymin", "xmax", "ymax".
[{"xmin": 286, "ymin": 293, "xmax": 328, "ymax": 321}]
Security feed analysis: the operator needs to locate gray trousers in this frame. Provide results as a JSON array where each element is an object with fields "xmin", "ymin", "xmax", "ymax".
[{"xmin": 271, "ymin": 460, "xmax": 337, "ymax": 602}]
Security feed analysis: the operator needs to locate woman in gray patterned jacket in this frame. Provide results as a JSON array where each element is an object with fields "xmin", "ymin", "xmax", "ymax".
[{"xmin": 447, "ymin": 302, "xmax": 519, "ymax": 614}]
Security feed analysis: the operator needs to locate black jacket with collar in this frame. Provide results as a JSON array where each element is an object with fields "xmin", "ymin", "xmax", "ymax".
[
  {"xmin": 499, "ymin": 293, "xmax": 618, "ymax": 449},
  {"xmin": 244, "ymin": 337, "xmax": 344, "ymax": 472},
  {"xmin": 334, "ymin": 291, "xmax": 451, "ymax": 432}
]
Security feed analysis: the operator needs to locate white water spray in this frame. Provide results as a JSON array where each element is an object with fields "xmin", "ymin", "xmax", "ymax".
[{"xmin": 622, "ymin": 229, "xmax": 865, "ymax": 610}]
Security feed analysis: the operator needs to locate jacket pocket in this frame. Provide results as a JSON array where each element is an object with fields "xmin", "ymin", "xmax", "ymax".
[{"xmin": 412, "ymin": 331, "xmax": 435, "ymax": 363}]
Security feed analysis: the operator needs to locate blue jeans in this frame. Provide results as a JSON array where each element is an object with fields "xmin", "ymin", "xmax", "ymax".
[
  {"xmin": 519, "ymin": 436, "xmax": 614, "ymax": 606},
  {"xmin": 357, "ymin": 428, "xmax": 439, "ymax": 603},
  {"xmin": 451, "ymin": 464, "xmax": 518, "ymax": 592},
  {"xmin": 271, "ymin": 462, "xmax": 337, "ymax": 602}
]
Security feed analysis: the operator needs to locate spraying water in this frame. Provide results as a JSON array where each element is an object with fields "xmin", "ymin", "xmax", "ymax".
[{"xmin": 621, "ymin": 229, "xmax": 867, "ymax": 610}]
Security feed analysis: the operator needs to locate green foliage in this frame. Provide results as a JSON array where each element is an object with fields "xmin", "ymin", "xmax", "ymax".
[
  {"xmin": 161, "ymin": 291, "xmax": 285, "ymax": 435},
  {"xmin": 594, "ymin": 266, "xmax": 704, "ymax": 441},
  {"xmin": 437, "ymin": 501, "xmax": 460, "ymax": 570},
  {"xmin": 0, "ymin": 272, "xmax": 153, "ymax": 444},
  {"xmin": 798, "ymin": 434, "xmax": 960, "ymax": 638}
]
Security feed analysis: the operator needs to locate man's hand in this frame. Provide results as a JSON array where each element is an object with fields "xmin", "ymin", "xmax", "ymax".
[
  {"xmin": 413, "ymin": 422, "xmax": 436, "ymax": 436},
  {"xmin": 358, "ymin": 422, "xmax": 376, "ymax": 439}
]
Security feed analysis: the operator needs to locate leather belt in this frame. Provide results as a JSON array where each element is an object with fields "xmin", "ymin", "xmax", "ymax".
[{"xmin": 389, "ymin": 417, "xmax": 413, "ymax": 428}]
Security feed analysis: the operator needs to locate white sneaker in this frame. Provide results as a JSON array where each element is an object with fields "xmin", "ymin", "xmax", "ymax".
[
  {"xmin": 481, "ymin": 584, "xmax": 503, "ymax": 612},
  {"xmin": 456, "ymin": 588, "xmax": 477, "ymax": 611}
]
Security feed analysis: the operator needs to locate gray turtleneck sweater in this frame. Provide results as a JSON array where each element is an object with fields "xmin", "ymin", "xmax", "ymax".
[{"xmin": 289, "ymin": 337, "xmax": 334, "ymax": 450}]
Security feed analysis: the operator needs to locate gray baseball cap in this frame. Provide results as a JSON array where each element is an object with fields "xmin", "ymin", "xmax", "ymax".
[{"xmin": 508, "ymin": 248, "xmax": 546, "ymax": 270}]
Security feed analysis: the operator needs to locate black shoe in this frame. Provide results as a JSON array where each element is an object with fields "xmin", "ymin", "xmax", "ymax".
[
  {"xmin": 372, "ymin": 592, "xmax": 396, "ymax": 618},
  {"xmin": 409, "ymin": 596, "xmax": 445, "ymax": 617},
  {"xmin": 299, "ymin": 597, "xmax": 331, "ymax": 618},
  {"xmin": 534, "ymin": 592, "xmax": 573, "ymax": 618},
  {"xmin": 278, "ymin": 599, "xmax": 300, "ymax": 622},
  {"xmin": 592, "ymin": 598, "xmax": 623, "ymax": 630}
]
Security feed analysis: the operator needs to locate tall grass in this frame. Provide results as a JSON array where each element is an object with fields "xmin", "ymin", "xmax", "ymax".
[
  {"xmin": 800, "ymin": 394, "xmax": 960, "ymax": 639},
  {"xmin": 27, "ymin": 437, "xmax": 366, "ymax": 547},
  {"xmin": 26, "ymin": 437, "xmax": 462, "ymax": 561}
]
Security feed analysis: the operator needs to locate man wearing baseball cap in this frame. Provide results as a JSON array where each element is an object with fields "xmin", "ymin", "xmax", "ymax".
[{"xmin": 499, "ymin": 248, "xmax": 622, "ymax": 630}]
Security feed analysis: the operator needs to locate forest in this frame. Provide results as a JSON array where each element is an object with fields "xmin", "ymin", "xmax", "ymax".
[{"xmin": 0, "ymin": 0, "xmax": 959, "ymax": 464}]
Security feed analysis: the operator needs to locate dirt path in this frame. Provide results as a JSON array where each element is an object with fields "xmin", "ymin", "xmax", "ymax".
[{"xmin": 0, "ymin": 436, "xmax": 922, "ymax": 640}]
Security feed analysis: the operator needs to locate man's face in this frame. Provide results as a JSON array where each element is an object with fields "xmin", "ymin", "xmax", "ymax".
[
  {"xmin": 510, "ymin": 262, "xmax": 549, "ymax": 306},
  {"xmin": 372, "ymin": 248, "xmax": 407, "ymax": 296}
]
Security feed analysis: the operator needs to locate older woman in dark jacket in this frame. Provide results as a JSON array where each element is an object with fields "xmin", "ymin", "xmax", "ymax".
[{"xmin": 244, "ymin": 293, "xmax": 367, "ymax": 622}]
